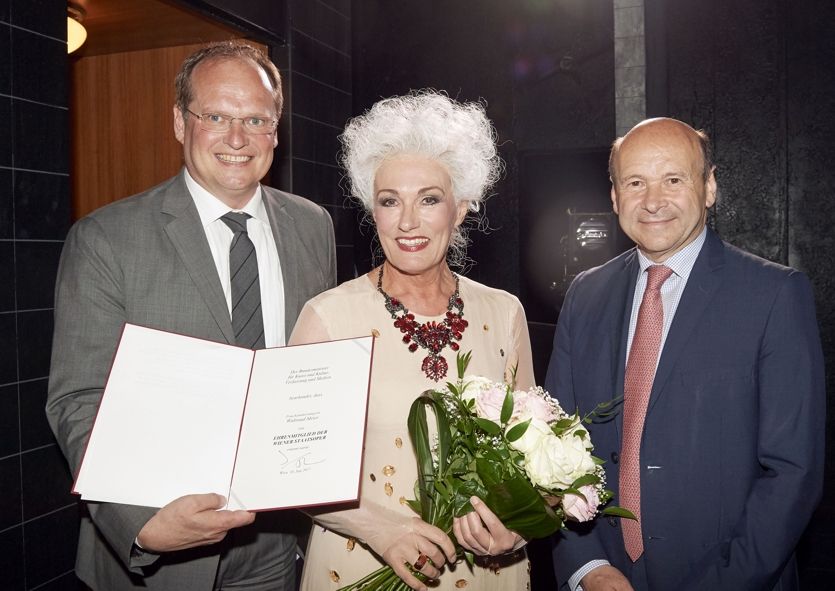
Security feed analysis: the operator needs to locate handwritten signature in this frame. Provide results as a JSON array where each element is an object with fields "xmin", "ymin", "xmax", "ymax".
[{"xmin": 276, "ymin": 450, "xmax": 325, "ymax": 469}]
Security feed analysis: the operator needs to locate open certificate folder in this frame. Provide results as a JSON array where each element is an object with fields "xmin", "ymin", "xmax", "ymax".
[{"xmin": 73, "ymin": 323, "xmax": 373, "ymax": 511}]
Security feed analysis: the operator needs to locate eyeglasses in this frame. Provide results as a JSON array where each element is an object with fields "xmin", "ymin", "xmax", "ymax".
[{"xmin": 184, "ymin": 108, "xmax": 278, "ymax": 134}]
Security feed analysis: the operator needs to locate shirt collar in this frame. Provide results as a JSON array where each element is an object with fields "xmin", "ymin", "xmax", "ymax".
[
  {"xmin": 184, "ymin": 168, "xmax": 268, "ymax": 228},
  {"xmin": 636, "ymin": 226, "xmax": 707, "ymax": 281}
]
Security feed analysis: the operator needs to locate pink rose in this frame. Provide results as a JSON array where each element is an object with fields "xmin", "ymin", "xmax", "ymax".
[
  {"xmin": 562, "ymin": 485, "xmax": 600, "ymax": 522},
  {"xmin": 474, "ymin": 386, "xmax": 507, "ymax": 421},
  {"xmin": 512, "ymin": 390, "xmax": 561, "ymax": 423}
]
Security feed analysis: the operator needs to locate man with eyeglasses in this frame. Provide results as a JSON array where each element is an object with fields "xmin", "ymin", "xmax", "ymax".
[{"xmin": 47, "ymin": 42, "xmax": 336, "ymax": 590}]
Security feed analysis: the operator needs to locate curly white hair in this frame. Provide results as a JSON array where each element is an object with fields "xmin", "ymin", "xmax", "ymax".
[{"xmin": 340, "ymin": 90, "xmax": 502, "ymax": 266}]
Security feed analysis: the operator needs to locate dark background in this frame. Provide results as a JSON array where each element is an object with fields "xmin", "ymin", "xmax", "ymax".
[{"xmin": 1, "ymin": 0, "xmax": 832, "ymax": 588}]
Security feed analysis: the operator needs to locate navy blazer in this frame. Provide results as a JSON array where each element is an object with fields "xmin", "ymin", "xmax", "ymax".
[{"xmin": 546, "ymin": 228, "xmax": 825, "ymax": 591}]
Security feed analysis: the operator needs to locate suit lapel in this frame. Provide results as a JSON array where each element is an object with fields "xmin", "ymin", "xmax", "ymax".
[
  {"xmin": 612, "ymin": 251, "xmax": 640, "ymax": 436},
  {"xmin": 262, "ymin": 187, "xmax": 300, "ymax": 337},
  {"xmin": 161, "ymin": 173, "xmax": 235, "ymax": 344},
  {"xmin": 646, "ymin": 229, "xmax": 725, "ymax": 414}
]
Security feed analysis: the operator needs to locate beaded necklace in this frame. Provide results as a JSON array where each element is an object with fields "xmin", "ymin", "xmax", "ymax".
[{"xmin": 376, "ymin": 265, "xmax": 468, "ymax": 381}]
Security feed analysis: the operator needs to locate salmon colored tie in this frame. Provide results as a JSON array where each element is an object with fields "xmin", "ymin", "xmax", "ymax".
[{"xmin": 620, "ymin": 264, "xmax": 673, "ymax": 562}]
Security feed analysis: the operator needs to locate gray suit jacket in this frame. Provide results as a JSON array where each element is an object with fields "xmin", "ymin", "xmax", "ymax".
[{"xmin": 46, "ymin": 172, "xmax": 337, "ymax": 590}]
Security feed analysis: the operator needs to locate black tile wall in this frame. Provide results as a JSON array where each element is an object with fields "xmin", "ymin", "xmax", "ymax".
[
  {"xmin": 10, "ymin": 0, "xmax": 64, "ymax": 39},
  {"xmin": 0, "ymin": 241, "xmax": 13, "ymax": 310},
  {"xmin": 0, "ymin": 168, "xmax": 12, "ymax": 238},
  {"xmin": 319, "ymin": 0, "xmax": 349, "ymax": 19},
  {"xmin": 528, "ymin": 322, "xmax": 557, "ymax": 387},
  {"xmin": 15, "ymin": 240, "xmax": 62, "ymax": 310},
  {"xmin": 10, "ymin": 28, "xmax": 65, "ymax": 105},
  {"xmin": 291, "ymin": 0, "xmax": 351, "ymax": 55},
  {"xmin": 12, "ymin": 100, "xmax": 69, "ymax": 173},
  {"xmin": 290, "ymin": 73, "xmax": 352, "ymax": 129},
  {"xmin": 0, "ymin": 97, "xmax": 11, "ymax": 166},
  {"xmin": 16, "ymin": 309, "xmax": 53, "ymax": 381},
  {"xmin": 19, "ymin": 378, "xmax": 53, "ymax": 451},
  {"xmin": 0, "ymin": 23, "xmax": 9, "ymax": 95},
  {"xmin": 14, "ymin": 170, "xmax": 71, "ymax": 240},
  {"xmin": 292, "ymin": 31, "xmax": 351, "ymax": 92},
  {"xmin": 36, "ymin": 573, "xmax": 89, "ymax": 591},
  {"xmin": 0, "ymin": 526, "xmax": 25, "ymax": 591},
  {"xmin": 0, "ymin": 312, "xmax": 17, "ymax": 383},
  {"xmin": 0, "ymin": 455, "xmax": 22, "ymax": 530},
  {"xmin": 23, "ymin": 505, "xmax": 79, "ymax": 589},
  {"xmin": 2, "ymin": 1, "xmax": 78, "ymax": 588},
  {"xmin": 322, "ymin": 203, "xmax": 358, "ymax": 247},
  {"xmin": 291, "ymin": 158, "xmax": 344, "ymax": 206},
  {"xmin": 21, "ymin": 445, "xmax": 74, "ymax": 520},
  {"xmin": 286, "ymin": 0, "xmax": 354, "ymax": 278},
  {"xmin": 0, "ymin": 384, "xmax": 19, "ymax": 457},
  {"xmin": 335, "ymin": 244, "xmax": 355, "ymax": 284},
  {"xmin": 291, "ymin": 115, "xmax": 343, "ymax": 166}
]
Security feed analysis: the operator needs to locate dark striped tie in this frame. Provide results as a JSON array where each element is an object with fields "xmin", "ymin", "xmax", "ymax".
[{"xmin": 220, "ymin": 212, "xmax": 265, "ymax": 349}]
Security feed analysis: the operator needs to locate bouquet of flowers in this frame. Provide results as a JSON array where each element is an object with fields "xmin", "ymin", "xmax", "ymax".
[{"xmin": 339, "ymin": 352, "xmax": 631, "ymax": 590}]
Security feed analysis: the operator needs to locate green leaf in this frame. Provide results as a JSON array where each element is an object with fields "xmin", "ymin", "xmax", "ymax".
[
  {"xmin": 478, "ymin": 472, "xmax": 563, "ymax": 539},
  {"xmin": 480, "ymin": 447, "xmax": 505, "ymax": 464},
  {"xmin": 475, "ymin": 457, "xmax": 504, "ymax": 487},
  {"xmin": 500, "ymin": 390, "xmax": 514, "ymax": 425},
  {"xmin": 569, "ymin": 473, "xmax": 600, "ymax": 489},
  {"xmin": 405, "ymin": 499, "xmax": 422, "ymax": 514},
  {"xmin": 584, "ymin": 395, "xmax": 624, "ymax": 422},
  {"xmin": 508, "ymin": 363, "xmax": 518, "ymax": 390},
  {"xmin": 506, "ymin": 419, "xmax": 531, "ymax": 442},
  {"xmin": 601, "ymin": 506, "xmax": 636, "ymax": 520},
  {"xmin": 457, "ymin": 351, "xmax": 472, "ymax": 378},
  {"xmin": 474, "ymin": 417, "xmax": 501, "ymax": 435},
  {"xmin": 407, "ymin": 390, "xmax": 440, "ymax": 520},
  {"xmin": 553, "ymin": 417, "xmax": 576, "ymax": 431}
]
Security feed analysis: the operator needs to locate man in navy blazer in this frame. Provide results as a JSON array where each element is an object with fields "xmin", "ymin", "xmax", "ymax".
[{"xmin": 546, "ymin": 118, "xmax": 824, "ymax": 590}]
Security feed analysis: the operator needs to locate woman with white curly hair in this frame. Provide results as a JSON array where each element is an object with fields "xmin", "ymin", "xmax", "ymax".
[{"xmin": 289, "ymin": 90, "xmax": 535, "ymax": 591}]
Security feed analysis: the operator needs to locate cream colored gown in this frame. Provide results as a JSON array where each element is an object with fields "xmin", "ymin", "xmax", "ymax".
[{"xmin": 289, "ymin": 274, "xmax": 535, "ymax": 591}]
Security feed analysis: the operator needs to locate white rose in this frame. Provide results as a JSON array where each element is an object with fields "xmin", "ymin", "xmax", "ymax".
[
  {"xmin": 460, "ymin": 375, "xmax": 497, "ymax": 402},
  {"xmin": 563, "ymin": 416, "xmax": 594, "ymax": 450},
  {"xmin": 524, "ymin": 431, "xmax": 596, "ymax": 490},
  {"xmin": 507, "ymin": 417, "xmax": 552, "ymax": 454}
]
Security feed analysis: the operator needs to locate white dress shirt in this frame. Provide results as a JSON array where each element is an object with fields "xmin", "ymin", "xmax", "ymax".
[
  {"xmin": 568, "ymin": 227, "xmax": 707, "ymax": 591},
  {"xmin": 185, "ymin": 169, "xmax": 286, "ymax": 347}
]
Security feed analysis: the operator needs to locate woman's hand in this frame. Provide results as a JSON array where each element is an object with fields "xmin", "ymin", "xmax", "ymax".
[
  {"xmin": 370, "ymin": 516, "xmax": 457, "ymax": 591},
  {"xmin": 452, "ymin": 496, "xmax": 526, "ymax": 556}
]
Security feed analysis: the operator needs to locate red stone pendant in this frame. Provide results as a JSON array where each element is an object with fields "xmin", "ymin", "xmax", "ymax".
[{"xmin": 421, "ymin": 355, "xmax": 448, "ymax": 381}]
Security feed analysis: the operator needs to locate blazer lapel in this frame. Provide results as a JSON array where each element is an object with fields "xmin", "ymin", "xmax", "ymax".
[
  {"xmin": 612, "ymin": 250, "xmax": 640, "ymax": 436},
  {"xmin": 647, "ymin": 229, "xmax": 725, "ymax": 414},
  {"xmin": 161, "ymin": 174, "xmax": 235, "ymax": 344},
  {"xmin": 262, "ymin": 188, "xmax": 300, "ymax": 338}
]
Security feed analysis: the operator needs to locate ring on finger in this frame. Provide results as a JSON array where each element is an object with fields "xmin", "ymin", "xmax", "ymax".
[{"xmin": 413, "ymin": 552, "xmax": 429, "ymax": 571}]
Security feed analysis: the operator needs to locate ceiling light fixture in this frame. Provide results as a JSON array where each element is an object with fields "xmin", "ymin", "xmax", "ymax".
[{"xmin": 67, "ymin": 3, "xmax": 87, "ymax": 54}]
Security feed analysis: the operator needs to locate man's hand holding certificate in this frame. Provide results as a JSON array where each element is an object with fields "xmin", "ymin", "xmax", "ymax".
[{"xmin": 74, "ymin": 324, "xmax": 373, "ymax": 512}]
